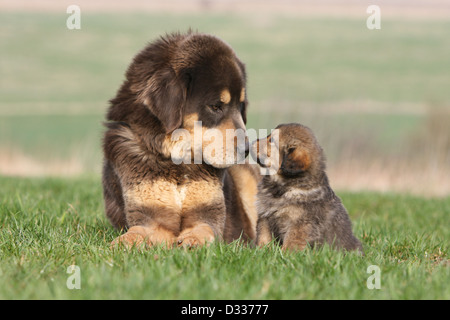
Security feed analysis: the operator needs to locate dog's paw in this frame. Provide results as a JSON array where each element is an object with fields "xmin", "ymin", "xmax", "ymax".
[
  {"xmin": 111, "ymin": 228, "xmax": 147, "ymax": 249},
  {"xmin": 176, "ymin": 225, "xmax": 215, "ymax": 249},
  {"xmin": 176, "ymin": 234, "xmax": 204, "ymax": 249},
  {"xmin": 111, "ymin": 226, "xmax": 176, "ymax": 249}
]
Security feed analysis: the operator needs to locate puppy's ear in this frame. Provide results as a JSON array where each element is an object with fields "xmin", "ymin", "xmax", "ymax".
[
  {"xmin": 280, "ymin": 148, "xmax": 311, "ymax": 176},
  {"xmin": 136, "ymin": 68, "xmax": 190, "ymax": 133}
]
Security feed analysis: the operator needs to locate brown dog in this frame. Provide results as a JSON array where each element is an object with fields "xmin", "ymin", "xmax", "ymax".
[
  {"xmin": 251, "ymin": 123, "xmax": 363, "ymax": 253},
  {"xmin": 102, "ymin": 31, "xmax": 259, "ymax": 248}
]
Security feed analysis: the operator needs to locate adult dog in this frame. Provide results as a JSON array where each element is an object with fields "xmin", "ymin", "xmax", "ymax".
[{"xmin": 102, "ymin": 31, "xmax": 259, "ymax": 248}]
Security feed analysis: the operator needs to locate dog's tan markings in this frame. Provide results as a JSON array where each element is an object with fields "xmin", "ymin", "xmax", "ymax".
[
  {"xmin": 239, "ymin": 88, "xmax": 246, "ymax": 102},
  {"xmin": 159, "ymin": 113, "xmax": 199, "ymax": 159},
  {"xmin": 114, "ymin": 178, "xmax": 193, "ymax": 248},
  {"xmin": 124, "ymin": 179, "xmax": 181, "ymax": 211},
  {"xmin": 177, "ymin": 179, "xmax": 225, "ymax": 247},
  {"xmin": 175, "ymin": 183, "xmax": 188, "ymax": 209},
  {"xmin": 220, "ymin": 89, "xmax": 231, "ymax": 104},
  {"xmin": 201, "ymin": 117, "xmax": 241, "ymax": 168},
  {"xmin": 291, "ymin": 149, "xmax": 311, "ymax": 171},
  {"xmin": 256, "ymin": 218, "xmax": 273, "ymax": 246},
  {"xmin": 265, "ymin": 138, "xmax": 272, "ymax": 158},
  {"xmin": 177, "ymin": 223, "xmax": 215, "ymax": 248},
  {"xmin": 111, "ymin": 225, "xmax": 176, "ymax": 249},
  {"xmin": 215, "ymin": 117, "xmax": 235, "ymax": 137},
  {"xmin": 181, "ymin": 180, "xmax": 224, "ymax": 210},
  {"xmin": 182, "ymin": 113, "xmax": 199, "ymax": 128}
]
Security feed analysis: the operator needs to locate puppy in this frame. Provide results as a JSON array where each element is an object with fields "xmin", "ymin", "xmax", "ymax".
[{"xmin": 251, "ymin": 123, "xmax": 363, "ymax": 253}]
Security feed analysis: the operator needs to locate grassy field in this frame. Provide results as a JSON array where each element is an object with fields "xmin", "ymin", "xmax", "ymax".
[
  {"xmin": 0, "ymin": 176, "xmax": 448, "ymax": 299},
  {"xmin": 0, "ymin": 9, "xmax": 449, "ymax": 300}
]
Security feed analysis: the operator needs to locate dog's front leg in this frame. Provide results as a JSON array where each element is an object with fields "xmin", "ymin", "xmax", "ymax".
[
  {"xmin": 111, "ymin": 180, "xmax": 182, "ymax": 249},
  {"xmin": 282, "ymin": 222, "xmax": 319, "ymax": 251},
  {"xmin": 176, "ymin": 180, "xmax": 226, "ymax": 248},
  {"xmin": 177, "ymin": 210, "xmax": 225, "ymax": 248},
  {"xmin": 111, "ymin": 207, "xmax": 181, "ymax": 249},
  {"xmin": 256, "ymin": 216, "xmax": 273, "ymax": 247}
]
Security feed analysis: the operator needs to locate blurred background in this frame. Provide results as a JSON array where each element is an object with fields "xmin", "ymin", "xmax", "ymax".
[{"xmin": 1, "ymin": 0, "xmax": 449, "ymax": 196}]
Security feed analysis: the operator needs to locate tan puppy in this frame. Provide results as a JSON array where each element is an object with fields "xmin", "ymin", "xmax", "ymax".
[{"xmin": 251, "ymin": 123, "xmax": 363, "ymax": 253}]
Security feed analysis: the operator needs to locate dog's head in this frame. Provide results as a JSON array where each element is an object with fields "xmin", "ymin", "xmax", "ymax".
[
  {"xmin": 127, "ymin": 32, "xmax": 248, "ymax": 168},
  {"xmin": 250, "ymin": 123, "xmax": 325, "ymax": 177}
]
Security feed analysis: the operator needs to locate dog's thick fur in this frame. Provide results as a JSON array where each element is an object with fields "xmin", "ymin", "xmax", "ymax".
[
  {"xmin": 251, "ymin": 123, "xmax": 363, "ymax": 253},
  {"xmin": 102, "ymin": 32, "xmax": 259, "ymax": 248}
]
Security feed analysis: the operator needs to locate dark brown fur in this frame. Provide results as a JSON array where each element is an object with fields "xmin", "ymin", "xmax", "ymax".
[
  {"xmin": 102, "ymin": 32, "xmax": 258, "ymax": 248},
  {"xmin": 251, "ymin": 123, "xmax": 363, "ymax": 253}
]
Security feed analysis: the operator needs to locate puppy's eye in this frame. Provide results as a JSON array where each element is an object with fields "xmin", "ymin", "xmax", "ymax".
[
  {"xmin": 208, "ymin": 104, "xmax": 222, "ymax": 113},
  {"xmin": 287, "ymin": 147, "xmax": 296, "ymax": 154},
  {"xmin": 239, "ymin": 102, "xmax": 245, "ymax": 112}
]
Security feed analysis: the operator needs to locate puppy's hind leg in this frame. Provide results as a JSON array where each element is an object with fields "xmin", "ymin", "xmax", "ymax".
[
  {"xmin": 176, "ymin": 180, "xmax": 226, "ymax": 248},
  {"xmin": 282, "ymin": 224, "xmax": 313, "ymax": 251}
]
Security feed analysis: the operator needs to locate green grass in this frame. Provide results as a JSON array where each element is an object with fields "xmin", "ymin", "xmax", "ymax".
[
  {"xmin": 0, "ymin": 176, "xmax": 448, "ymax": 299},
  {"xmin": 0, "ymin": 11, "xmax": 449, "ymax": 299}
]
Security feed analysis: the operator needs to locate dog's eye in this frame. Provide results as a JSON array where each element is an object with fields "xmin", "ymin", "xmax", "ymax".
[
  {"xmin": 287, "ymin": 147, "xmax": 296, "ymax": 154},
  {"xmin": 239, "ymin": 102, "xmax": 245, "ymax": 112},
  {"xmin": 208, "ymin": 104, "xmax": 223, "ymax": 113}
]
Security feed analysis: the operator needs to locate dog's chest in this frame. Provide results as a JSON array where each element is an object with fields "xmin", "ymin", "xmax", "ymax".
[
  {"xmin": 257, "ymin": 185, "xmax": 327, "ymax": 231},
  {"xmin": 258, "ymin": 185, "xmax": 321, "ymax": 213},
  {"xmin": 125, "ymin": 175, "xmax": 223, "ymax": 213},
  {"xmin": 170, "ymin": 174, "xmax": 192, "ymax": 210},
  {"xmin": 258, "ymin": 185, "xmax": 325, "ymax": 211},
  {"xmin": 174, "ymin": 175, "xmax": 224, "ymax": 212},
  {"xmin": 257, "ymin": 192, "xmax": 306, "ymax": 220},
  {"xmin": 174, "ymin": 183, "xmax": 188, "ymax": 209}
]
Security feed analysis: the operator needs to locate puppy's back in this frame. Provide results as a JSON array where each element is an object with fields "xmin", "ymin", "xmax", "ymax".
[{"xmin": 323, "ymin": 193, "xmax": 364, "ymax": 253}]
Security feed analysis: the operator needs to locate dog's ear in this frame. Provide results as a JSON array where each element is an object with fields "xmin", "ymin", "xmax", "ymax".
[
  {"xmin": 147, "ymin": 68, "xmax": 191, "ymax": 133},
  {"xmin": 133, "ymin": 67, "xmax": 190, "ymax": 133},
  {"xmin": 280, "ymin": 147, "xmax": 311, "ymax": 176}
]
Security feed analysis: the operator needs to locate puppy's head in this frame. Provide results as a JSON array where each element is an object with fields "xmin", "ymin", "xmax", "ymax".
[
  {"xmin": 128, "ymin": 32, "xmax": 248, "ymax": 168},
  {"xmin": 251, "ymin": 123, "xmax": 325, "ymax": 178}
]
